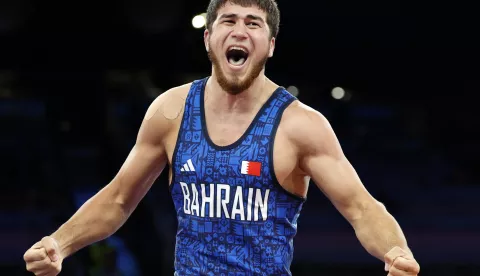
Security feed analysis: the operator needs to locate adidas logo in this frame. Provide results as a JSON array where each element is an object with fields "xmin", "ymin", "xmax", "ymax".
[{"xmin": 180, "ymin": 159, "xmax": 196, "ymax": 172}]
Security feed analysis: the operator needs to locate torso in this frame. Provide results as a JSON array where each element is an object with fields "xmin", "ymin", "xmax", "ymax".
[
  {"xmin": 166, "ymin": 78, "xmax": 307, "ymax": 274},
  {"xmin": 163, "ymin": 81, "xmax": 310, "ymax": 199}
]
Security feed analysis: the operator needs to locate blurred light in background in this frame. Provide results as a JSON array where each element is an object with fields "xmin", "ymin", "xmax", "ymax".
[
  {"xmin": 192, "ymin": 13, "xmax": 207, "ymax": 29},
  {"xmin": 332, "ymin": 87, "xmax": 353, "ymax": 101},
  {"xmin": 331, "ymin": 87, "xmax": 345, "ymax": 100},
  {"xmin": 287, "ymin": 85, "xmax": 300, "ymax": 97}
]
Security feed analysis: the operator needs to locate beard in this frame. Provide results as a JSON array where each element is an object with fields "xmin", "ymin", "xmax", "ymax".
[{"xmin": 208, "ymin": 48, "xmax": 268, "ymax": 95}]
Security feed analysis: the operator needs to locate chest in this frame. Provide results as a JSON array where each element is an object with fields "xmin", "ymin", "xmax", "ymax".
[
  {"xmin": 166, "ymin": 113, "xmax": 306, "ymax": 196},
  {"xmin": 204, "ymin": 109, "xmax": 255, "ymax": 146},
  {"xmin": 164, "ymin": 88, "xmax": 308, "ymax": 198}
]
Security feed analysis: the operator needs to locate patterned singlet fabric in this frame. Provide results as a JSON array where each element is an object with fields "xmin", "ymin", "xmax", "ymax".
[{"xmin": 170, "ymin": 77, "xmax": 306, "ymax": 275}]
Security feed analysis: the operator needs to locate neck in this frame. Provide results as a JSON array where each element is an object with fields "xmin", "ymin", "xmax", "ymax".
[{"xmin": 206, "ymin": 71, "xmax": 271, "ymax": 113}]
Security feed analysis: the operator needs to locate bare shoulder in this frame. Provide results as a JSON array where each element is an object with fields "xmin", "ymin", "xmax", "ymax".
[
  {"xmin": 144, "ymin": 83, "xmax": 192, "ymax": 121},
  {"xmin": 139, "ymin": 83, "xmax": 192, "ymax": 142},
  {"xmin": 281, "ymin": 100, "xmax": 340, "ymax": 156}
]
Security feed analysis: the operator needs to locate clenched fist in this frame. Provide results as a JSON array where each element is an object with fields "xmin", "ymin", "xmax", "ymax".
[
  {"xmin": 384, "ymin": 246, "xmax": 420, "ymax": 276},
  {"xmin": 24, "ymin": 236, "xmax": 63, "ymax": 276}
]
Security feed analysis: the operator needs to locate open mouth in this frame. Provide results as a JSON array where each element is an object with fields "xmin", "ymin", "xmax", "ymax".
[{"xmin": 226, "ymin": 47, "xmax": 249, "ymax": 67}]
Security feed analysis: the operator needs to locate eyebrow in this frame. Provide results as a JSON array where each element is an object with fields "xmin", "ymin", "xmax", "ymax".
[{"xmin": 219, "ymin": 13, "xmax": 265, "ymax": 23}]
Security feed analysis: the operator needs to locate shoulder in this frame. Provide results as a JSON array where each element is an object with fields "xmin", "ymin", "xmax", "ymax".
[
  {"xmin": 144, "ymin": 82, "xmax": 192, "ymax": 121},
  {"xmin": 280, "ymin": 100, "xmax": 340, "ymax": 156},
  {"xmin": 138, "ymin": 82, "xmax": 193, "ymax": 142}
]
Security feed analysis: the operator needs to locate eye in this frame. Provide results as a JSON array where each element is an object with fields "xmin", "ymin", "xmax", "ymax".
[
  {"xmin": 223, "ymin": 20, "xmax": 235, "ymax": 25},
  {"xmin": 248, "ymin": 22, "xmax": 260, "ymax": 27}
]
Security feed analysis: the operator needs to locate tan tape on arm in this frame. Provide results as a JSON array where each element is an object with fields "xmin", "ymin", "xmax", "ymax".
[
  {"xmin": 162, "ymin": 94, "xmax": 185, "ymax": 120},
  {"xmin": 144, "ymin": 93, "xmax": 185, "ymax": 121}
]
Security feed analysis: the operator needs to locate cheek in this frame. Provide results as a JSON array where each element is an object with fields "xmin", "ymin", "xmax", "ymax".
[
  {"xmin": 251, "ymin": 35, "xmax": 272, "ymax": 55},
  {"xmin": 210, "ymin": 28, "xmax": 228, "ymax": 44},
  {"xmin": 210, "ymin": 35, "xmax": 225, "ymax": 52},
  {"xmin": 253, "ymin": 42, "xmax": 271, "ymax": 58},
  {"xmin": 208, "ymin": 39, "xmax": 221, "ymax": 55}
]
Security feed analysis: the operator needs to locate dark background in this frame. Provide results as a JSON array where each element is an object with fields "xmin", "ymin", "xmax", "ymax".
[{"xmin": 1, "ymin": 0, "xmax": 479, "ymax": 275}]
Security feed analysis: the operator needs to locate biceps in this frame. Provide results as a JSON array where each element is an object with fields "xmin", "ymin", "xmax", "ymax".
[
  {"xmin": 111, "ymin": 142, "xmax": 168, "ymax": 210},
  {"xmin": 303, "ymin": 154, "xmax": 375, "ymax": 220}
]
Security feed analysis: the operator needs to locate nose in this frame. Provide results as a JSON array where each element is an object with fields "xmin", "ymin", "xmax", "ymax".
[{"xmin": 231, "ymin": 23, "xmax": 248, "ymax": 40}]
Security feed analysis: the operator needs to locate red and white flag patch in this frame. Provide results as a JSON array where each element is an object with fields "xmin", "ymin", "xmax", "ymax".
[{"xmin": 241, "ymin": 161, "xmax": 262, "ymax": 177}]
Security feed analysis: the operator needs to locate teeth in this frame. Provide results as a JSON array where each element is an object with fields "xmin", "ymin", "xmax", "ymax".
[{"xmin": 228, "ymin": 46, "xmax": 248, "ymax": 53}]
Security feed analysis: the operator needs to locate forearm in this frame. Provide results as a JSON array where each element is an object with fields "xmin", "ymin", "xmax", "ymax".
[
  {"xmin": 51, "ymin": 184, "xmax": 130, "ymax": 258},
  {"xmin": 352, "ymin": 202, "xmax": 412, "ymax": 260}
]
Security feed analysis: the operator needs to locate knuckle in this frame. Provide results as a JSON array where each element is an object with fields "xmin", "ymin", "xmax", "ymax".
[
  {"xmin": 389, "ymin": 269, "xmax": 402, "ymax": 276},
  {"xmin": 394, "ymin": 257, "xmax": 406, "ymax": 266},
  {"xmin": 384, "ymin": 254, "xmax": 393, "ymax": 262},
  {"xmin": 52, "ymin": 264, "xmax": 62, "ymax": 274},
  {"xmin": 45, "ymin": 258, "xmax": 54, "ymax": 266}
]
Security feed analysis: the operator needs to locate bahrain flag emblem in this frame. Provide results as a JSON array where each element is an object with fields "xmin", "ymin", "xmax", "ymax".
[{"xmin": 241, "ymin": 161, "xmax": 262, "ymax": 177}]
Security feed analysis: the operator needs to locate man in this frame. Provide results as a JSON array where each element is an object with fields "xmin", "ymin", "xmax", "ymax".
[{"xmin": 24, "ymin": 0, "xmax": 420, "ymax": 275}]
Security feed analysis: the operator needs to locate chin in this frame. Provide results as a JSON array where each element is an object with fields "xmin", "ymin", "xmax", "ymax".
[{"xmin": 209, "ymin": 49, "xmax": 267, "ymax": 95}]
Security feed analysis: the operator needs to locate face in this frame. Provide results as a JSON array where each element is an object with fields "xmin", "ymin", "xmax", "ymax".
[{"xmin": 205, "ymin": 2, "xmax": 276, "ymax": 95}]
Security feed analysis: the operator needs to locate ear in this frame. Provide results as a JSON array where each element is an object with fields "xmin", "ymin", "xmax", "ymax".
[
  {"xmin": 268, "ymin": 37, "xmax": 276, "ymax": 58},
  {"xmin": 204, "ymin": 29, "xmax": 210, "ymax": 52}
]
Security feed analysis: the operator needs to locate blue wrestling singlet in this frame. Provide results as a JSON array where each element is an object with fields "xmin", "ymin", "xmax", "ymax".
[{"xmin": 170, "ymin": 78, "xmax": 306, "ymax": 275}]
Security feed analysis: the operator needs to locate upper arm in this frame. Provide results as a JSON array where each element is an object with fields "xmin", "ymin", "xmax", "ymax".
[
  {"xmin": 291, "ymin": 104, "xmax": 379, "ymax": 223},
  {"xmin": 108, "ymin": 90, "xmax": 177, "ymax": 213}
]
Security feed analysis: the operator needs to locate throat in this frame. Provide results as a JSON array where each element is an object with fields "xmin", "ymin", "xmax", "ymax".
[{"xmin": 206, "ymin": 82, "xmax": 266, "ymax": 113}]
